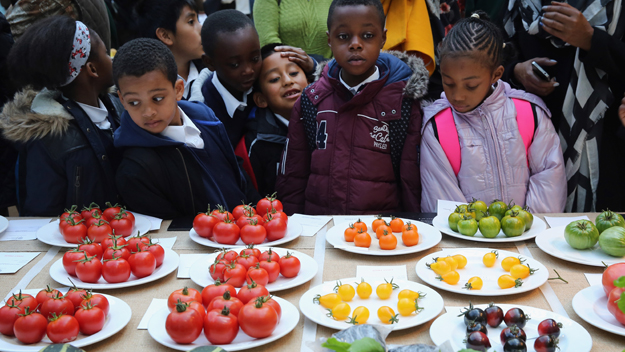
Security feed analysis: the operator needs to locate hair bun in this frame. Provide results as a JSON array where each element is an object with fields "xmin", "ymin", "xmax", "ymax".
[{"xmin": 471, "ymin": 13, "xmax": 480, "ymax": 19}]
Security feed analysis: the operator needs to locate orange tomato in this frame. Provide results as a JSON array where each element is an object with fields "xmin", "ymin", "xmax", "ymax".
[
  {"xmin": 353, "ymin": 219, "xmax": 367, "ymax": 232},
  {"xmin": 372, "ymin": 215, "xmax": 386, "ymax": 232},
  {"xmin": 354, "ymin": 230, "xmax": 371, "ymax": 248},
  {"xmin": 379, "ymin": 230, "xmax": 397, "ymax": 250},
  {"xmin": 389, "ymin": 216, "xmax": 404, "ymax": 232},
  {"xmin": 344, "ymin": 224, "xmax": 358, "ymax": 242},
  {"xmin": 401, "ymin": 222, "xmax": 419, "ymax": 246},
  {"xmin": 375, "ymin": 223, "xmax": 391, "ymax": 239}
]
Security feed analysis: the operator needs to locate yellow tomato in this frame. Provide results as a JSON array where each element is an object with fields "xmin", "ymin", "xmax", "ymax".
[
  {"xmin": 510, "ymin": 264, "xmax": 536, "ymax": 279},
  {"xmin": 437, "ymin": 270, "xmax": 460, "ymax": 285},
  {"xmin": 334, "ymin": 281, "xmax": 355, "ymax": 302},
  {"xmin": 429, "ymin": 260, "xmax": 451, "ymax": 276},
  {"xmin": 452, "ymin": 254, "xmax": 467, "ymax": 269},
  {"xmin": 327, "ymin": 302, "xmax": 351, "ymax": 320},
  {"xmin": 355, "ymin": 278, "xmax": 372, "ymax": 299},
  {"xmin": 348, "ymin": 306, "xmax": 369, "ymax": 325},
  {"xmin": 498, "ymin": 274, "xmax": 523, "ymax": 289},
  {"xmin": 464, "ymin": 276, "xmax": 483, "ymax": 290},
  {"xmin": 442, "ymin": 256, "xmax": 459, "ymax": 271},
  {"xmin": 313, "ymin": 293, "xmax": 342, "ymax": 309},
  {"xmin": 397, "ymin": 298, "xmax": 424, "ymax": 316},
  {"xmin": 501, "ymin": 257, "xmax": 524, "ymax": 272},
  {"xmin": 376, "ymin": 279, "xmax": 399, "ymax": 300},
  {"xmin": 482, "ymin": 250, "xmax": 498, "ymax": 267},
  {"xmin": 397, "ymin": 289, "xmax": 424, "ymax": 301},
  {"xmin": 377, "ymin": 306, "xmax": 399, "ymax": 324}
]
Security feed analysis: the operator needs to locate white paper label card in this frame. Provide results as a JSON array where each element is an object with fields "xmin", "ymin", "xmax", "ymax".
[
  {"xmin": 131, "ymin": 212, "xmax": 163, "ymax": 231},
  {"xmin": 584, "ymin": 273, "xmax": 602, "ymax": 287},
  {"xmin": 178, "ymin": 254, "xmax": 210, "ymax": 278},
  {"xmin": 138, "ymin": 298, "xmax": 167, "ymax": 329},
  {"xmin": 290, "ymin": 214, "xmax": 332, "ymax": 237},
  {"xmin": 154, "ymin": 237, "xmax": 177, "ymax": 250},
  {"xmin": 356, "ymin": 265, "xmax": 408, "ymax": 281},
  {"xmin": 1, "ymin": 219, "xmax": 52, "ymax": 241},
  {"xmin": 0, "ymin": 252, "xmax": 41, "ymax": 274}
]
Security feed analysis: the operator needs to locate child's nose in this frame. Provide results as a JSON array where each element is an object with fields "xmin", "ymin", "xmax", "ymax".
[
  {"xmin": 349, "ymin": 37, "xmax": 362, "ymax": 50},
  {"xmin": 142, "ymin": 105, "xmax": 156, "ymax": 117}
]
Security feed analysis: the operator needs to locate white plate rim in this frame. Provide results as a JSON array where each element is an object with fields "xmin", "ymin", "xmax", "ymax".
[
  {"xmin": 325, "ymin": 217, "xmax": 442, "ymax": 256},
  {"xmin": 535, "ymin": 226, "xmax": 624, "ymax": 267},
  {"xmin": 415, "ymin": 248, "xmax": 549, "ymax": 296},
  {"xmin": 188, "ymin": 221, "xmax": 302, "ymax": 248},
  {"xmin": 0, "ymin": 290, "xmax": 131, "ymax": 351},
  {"xmin": 147, "ymin": 296, "xmax": 299, "ymax": 351},
  {"xmin": 572, "ymin": 285, "xmax": 625, "ymax": 337},
  {"xmin": 36, "ymin": 215, "xmax": 152, "ymax": 248},
  {"xmin": 432, "ymin": 215, "xmax": 546, "ymax": 243},
  {"xmin": 429, "ymin": 303, "xmax": 592, "ymax": 352},
  {"xmin": 49, "ymin": 247, "xmax": 179, "ymax": 289},
  {"xmin": 298, "ymin": 277, "xmax": 445, "ymax": 331},
  {"xmin": 189, "ymin": 247, "xmax": 317, "ymax": 291},
  {"xmin": 0, "ymin": 215, "xmax": 8, "ymax": 234}
]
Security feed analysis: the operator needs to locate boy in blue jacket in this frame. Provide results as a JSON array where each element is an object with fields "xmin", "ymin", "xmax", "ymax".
[{"xmin": 113, "ymin": 38, "xmax": 258, "ymax": 219}]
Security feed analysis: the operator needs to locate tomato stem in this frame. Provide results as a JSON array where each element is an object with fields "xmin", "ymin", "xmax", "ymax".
[{"xmin": 547, "ymin": 269, "xmax": 569, "ymax": 284}]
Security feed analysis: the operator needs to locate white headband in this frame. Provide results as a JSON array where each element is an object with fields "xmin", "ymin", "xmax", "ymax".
[{"xmin": 61, "ymin": 21, "xmax": 91, "ymax": 87}]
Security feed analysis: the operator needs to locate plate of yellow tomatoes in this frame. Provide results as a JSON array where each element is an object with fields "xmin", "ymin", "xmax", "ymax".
[
  {"xmin": 325, "ymin": 216, "xmax": 442, "ymax": 256},
  {"xmin": 298, "ymin": 277, "xmax": 444, "ymax": 330},
  {"xmin": 415, "ymin": 248, "xmax": 549, "ymax": 296}
]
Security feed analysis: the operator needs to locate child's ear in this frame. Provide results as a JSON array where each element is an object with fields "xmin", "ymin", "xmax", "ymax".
[
  {"xmin": 155, "ymin": 27, "xmax": 174, "ymax": 46},
  {"xmin": 174, "ymin": 79, "xmax": 185, "ymax": 101},
  {"xmin": 492, "ymin": 65, "xmax": 504, "ymax": 84},
  {"xmin": 85, "ymin": 62, "xmax": 99, "ymax": 78},
  {"xmin": 381, "ymin": 28, "xmax": 387, "ymax": 49},
  {"xmin": 327, "ymin": 31, "xmax": 331, "ymax": 49},
  {"xmin": 253, "ymin": 91, "xmax": 268, "ymax": 109},
  {"xmin": 202, "ymin": 54, "xmax": 215, "ymax": 72}
]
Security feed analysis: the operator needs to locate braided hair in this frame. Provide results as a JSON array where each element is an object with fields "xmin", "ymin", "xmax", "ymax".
[{"xmin": 438, "ymin": 11, "xmax": 510, "ymax": 70}]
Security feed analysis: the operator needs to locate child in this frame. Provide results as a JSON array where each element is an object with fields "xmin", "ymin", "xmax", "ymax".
[
  {"xmin": 420, "ymin": 12, "xmax": 566, "ymax": 213},
  {"xmin": 112, "ymin": 38, "xmax": 257, "ymax": 219},
  {"xmin": 135, "ymin": 0, "xmax": 203, "ymax": 100},
  {"xmin": 246, "ymin": 43, "xmax": 311, "ymax": 196},
  {"xmin": 0, "ymin": 16, "xmax": 121, "ymax": 216},
  {"xmin": 275, "ymin": 0, "xmax": 427, "ymax": 215}
]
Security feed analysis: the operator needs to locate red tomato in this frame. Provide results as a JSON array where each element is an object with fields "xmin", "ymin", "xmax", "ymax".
[
  {"xmin": 166, "ymin": 303, "xmax": 203, "ymax": 344},
  {"xmin": 201, "ymin": 280, "xmax": 237, "ymax": 308},
  {"xmin": 259, "ymin": 248, "xmax": 280, "ymax": 262},
  {"xmin": 62, "ymin": 218, "xmax": 88, "ymax": 244},
  {"xmin": 81, "ymin": 292, "xmax": 109, "ymax": 316},
  {"xmin": 209, "ymin": 259, "xmax": 228, "ymax": 282},
  {"xmin": 213, "ymin": 220, "xmax": 240, "ymax": 245},
  {"xmin": 204, "ymin": 306, "xmax": 239, "ymax": 345},
  {"xmin": 603, "ymin": 263, "xmax": 625, "ymax": 296},
  {"xmin": 188, "ymin": 301, "xmax": 206, "ymax": 321},
  {"xmin": 211, "ymin": 206, "xmax": 234, "ymax": 222},
  {"xmin": 264, "ymin": 216, "xmax": 288, "ymax": 242},
  {"xmin": 256, "ymin": 193, "xmax": 283, "ymax": 217},
  {"xmin": 74, "ymin": 302, "xmax": 105, "ymax": 335},
  {"xmin": 240, "ymin": 245, "xmax": 261, "ymax": 258},
  {"xmin": 102, "ymin": 244, "xmax": 131, "ymax": 261},
  {"xmin": 247, "ymin": 264, "xmax": 269, "ymax": 286},
  {"xmin": 109, "ymin": 215, "xmax": 134, "ymax": 237},
  {"xmin": 78, "ymin": 238, "xmax": 103, "ymax": 260},
  {"xmin": 75, "ymin": 253, "xmax": 102, "ymax": 283},
  {"xmin": 259, "ymin": 259, "xmax": 281, "ymax": 283},
  {"xmin": 127, "ymin": 234, "xmax": 150, "ymax": 253},
  {"xmin": 7, "ymin": 292, "xmax": 37, "ymax": 312},
  {"xmin": 102, "ymin": 202, "xmax": 122, "ymax": 221},
  {"xmin": 263, "ymin": 209, "xmax": 288, "ymax": 224},
  {"xmin": 236, "ymin": 214, "xmax": 265, "ymax": 229},
  {"xmin": 168, "ymin": 287, "xmax": 203, "ymax": 312},
  {"xmin": 87, "ymin": 219, "xmax": 113, "ymax": 243},
  {"xmin": 607, "ymin": 286, "xmax": 625, "ymax": 316},
  {"xmin": 260, "ymin": 295, "xmax": 282, "ymax": 321},
  {"xmin": 60, "ymin": 206, "xmax": 82, "ymax": 230},
  {"xmin": 193, "ymin": 211, "xmax": 220, "ymax": 239},
  {"xmin": 146, "ymin": 242, "xmax": 165, "ymax": 267},
  {"xmin": 128, "ymin": 250, "xmax": 156, "ymax": 278},
  {"xmin": 232, "ymin": 203, "xmax": 251, "ymax": 220},
  {"xmin": 116, "ymin": 209, "xmax": 135, "ymax": 227},
  {"xmin": 0, "ymin": 303, "xmax": 24, "ymax": 336},
  {"xmin": 64, "ymin": 286, "xmax": 87, "ymax": 312},
  {"xmin": 40, "ymin": 294, "xmax": 74, "ymax": 319},
  {"xmin": 216, "ymin": 249, "xmax": 239, "ymax": 262},
  {"xmin": 101, "ymin": 234, "xmax": 127, "ymax": 249},
  {"xmin": 12, "ymin": 308, "xmax": 47, "ymax": 344},
  {"xmin": 36, "ymin": 285, "xmax": 61, "ymax": 307},
  {"xmin": 62, "ymin": 248, "xmax": 85, "ymax": 276},
  {"xmin": 279, "ymin": 252, "xmax": 301, "ymax": 278},
  {"xmin": 238, "ymin": 298, "xmax": 279, "ymax": 338},
  {"xmin": 47, "ymin": 314, "xmax": 79, "ymax": 343},
  {"xmin": 240, "ymin": 220, "xmax": 267, "ymax": 245},
  {"xmin": 237, "ymin": 281, "xmax": 269, "ymax": 305},
  {"xmin": 235, "ymin": 253, "xmax": 259, "ymax": 270},
  {"xmin": 85, "ymin": 210, "xmax": 105, "ymax": 228},
  {"xmin": 207, "ymin": 291, "xmax": 244, "ymax": 317},
  {"xmin": 81, "ymin": 202, "xmax": 101, "ymax": 220},
  {"xmin": 102, "ymin": 256, "xmax": 131, "ymax": 283},
  {"xmin": 223, "ymin": 262, "xmax": 247, "ymax": 288}
]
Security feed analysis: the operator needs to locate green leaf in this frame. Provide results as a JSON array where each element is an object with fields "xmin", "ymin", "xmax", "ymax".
[
  {"xmin": 349, "ymin": 337, "xmax": 385, "ymax": 352},
  {"xmin": 321, "ymin": 337, "xmax": 351, "ymax": 352},
  {"xmin": 614, "ymin": 276, "xmax": 625, "ymax": 288},
  {"xmin": 618, "ymin": 291, "xmax": 625, "ymax": 314}
]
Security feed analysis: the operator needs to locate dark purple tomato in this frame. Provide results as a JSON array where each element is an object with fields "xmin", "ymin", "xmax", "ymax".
[
  {"xmin": 504, "ymin": 307, "xmax": 529, "ymax": 328},
  {"xmin": 466, "ymin": 320, "xmax": 488, "ymax": 335},
  {"xmin": 500, "ymin": 325, "xmax": 527, "ymax": 345},
  {"xmin": 465, "ymin": 331, "xmax": 491, "ymax": 352},
  {"xmin": 485, "ymin": 303, "xmax": 504, "ymax": 328},
  {"xmin": 537, "ymin": 318, "xmax": 562, "ymax": 338},
  {"xmin": 459, "ymin": 303, "xmax": 486, "ymax": 326},
  {"xmin": 534, "ymin": 334, "xmax": 559, "ymax": 352},
  {"xmin": 504, "ymin": 337, "xmax": 527, "ymax": 352}
]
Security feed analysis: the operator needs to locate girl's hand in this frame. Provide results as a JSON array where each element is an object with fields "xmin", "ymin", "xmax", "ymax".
[
  {"xmin": 541, "ymin": 1, "xmax": 594, "ymax": 51},
  {"xmin": 513, "ymin": 57, "xmax": 558, "ymax": 96},
  {"xmin": 618, "ymin": 93, "xmax": 625, "ymax": 128},
  {"xmin": 275, "ymin": 45, "xmax": 315, "ymax": 74}
]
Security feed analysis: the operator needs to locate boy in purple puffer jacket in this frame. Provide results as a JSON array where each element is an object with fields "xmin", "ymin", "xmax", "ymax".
[{"xmin": 275, "ymin": 0, "xmax": 428, "ymax": 215}]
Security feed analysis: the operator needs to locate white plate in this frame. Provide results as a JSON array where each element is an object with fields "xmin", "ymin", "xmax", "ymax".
[
  {"xmin": 148, "ymin": 296, "xmax": 298, "ymax": 351},
  {"xmin": 0, "ymin": 289, "xmax": 131, "ymax": 351},
  {"xmin": 432, "ymin": 215, "xmax": 546, "ymax": 242},
  {"xmin": 50, "ymin": 247, "xmax": 179, "ymax": 289},
  {"xmin": 299, "ymin": 278, "xmax": 444, "ymax": 330},
  {"xmin": 0, "ymin": 215, "xmax": 8, "ymax": 234},
  {"xmin": 535, "ymin": 226, "xmax": 624, "ymax": 267},
  {"xmin": 572, "ymin": 285, "xmax": 625, "ymax": 336},
  {"xmin": 189, "ymin": 247, "xmax": 317, "ymax": 291},
  {"xmin": 36, "ymin": 214, "xmax": 152, "ymax": 248},
  {"xmin": 430, "ymin": 303, "xmax": 592, "ymax": 352},
  {"xmin": 325, "ymin": 217, "xmax": 442, "ymax": 256},
  {"xmin": 415, "ymin": 248, "xmax": 549, "ymax": 296},
  {"xmin": 189, "ymin": 221, "xmax": 302, "ymax": 248}
]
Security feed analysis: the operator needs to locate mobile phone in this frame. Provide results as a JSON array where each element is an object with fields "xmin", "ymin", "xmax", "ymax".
[{"xmin": 531, "ymin": 61, "xmax": 551, "ymax": 81}]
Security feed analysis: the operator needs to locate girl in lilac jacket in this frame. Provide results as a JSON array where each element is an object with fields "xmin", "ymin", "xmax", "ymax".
[{"xmin": 420, "ymin": 12, "xmax": 566, "ymax": 213}]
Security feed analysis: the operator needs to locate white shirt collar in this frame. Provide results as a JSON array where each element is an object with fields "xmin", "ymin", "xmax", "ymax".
[
  {"xmin": 75, "ymin": 99, "xmax": 111, "ymax": 130},
  {"xmin": 339, "ymin": 66, "xmax": 380, "ymax": 95},
  {"xmin": 211, "ymin": 72, "xmax": 252, "ymax": 118},
  {"xmin": 274, "ymin": 113, "xmax": 289, "ymax": 127},
  {"xmin": 179, "ymin": 61, "xmax": 199, "ymax": 100},
  {"xmin": 160, "ymin": 107, "xmax": 205, "ymax": 149}
]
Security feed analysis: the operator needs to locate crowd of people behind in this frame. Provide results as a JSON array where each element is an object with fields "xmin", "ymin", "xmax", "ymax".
[{"xmin": 0, "ymin": 0, "xmax": 624, "ymax": 220}]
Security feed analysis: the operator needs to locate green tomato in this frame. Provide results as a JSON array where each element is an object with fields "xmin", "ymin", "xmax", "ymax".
[
  {"xmin": 448, "ymin": 212, "xmax": 462, "ymax": 232},
  {"xmin": 488, "ymin": 200, "xmax": 508, "ymax": 221},
  {"xmin": 457, "ymin": 217, "xmax": 478, "ymax": 237},
  {"xmin": 595, "ymin": 210, "xmax": 625, "ymax": 234},
  {"xmin": 564, "ymin": 220, "xmax": 600, "ymax": 249},
  {"xmin": 516, "ymin": 209, "xmax": 533, "ymax": 232},
  {"xmin": 464, "ymin": 208, "xmax": 476, "ymax": 221},
  {"xmin": 479, "ymin": 216, "xmax": 501, "ymax": 238},
  {"xmin": 456, "ymin": 204, "xmax": 469, "ymax": 213},
  {"xmin": 501, "ymin": 213, "xmax": 525, "ymax": 237},
  {"xmin": 598, "ymin": 227, "xmax": 625, "ymax": 257},
  {"xmin": 470, "ymin": 199, "xmax": 488, "ymax": 221}
]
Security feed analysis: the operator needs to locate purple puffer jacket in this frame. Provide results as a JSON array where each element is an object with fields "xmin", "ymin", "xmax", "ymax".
[
  {"xmin": 276, "ymin": 52, "xmax": 429, "ymax": 215},
  {"xmin": 420, "ymin": 81, "xmax": 566, "ymax": 213}
]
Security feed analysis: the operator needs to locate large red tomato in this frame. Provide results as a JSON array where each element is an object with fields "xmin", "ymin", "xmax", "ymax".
[
  {"xmin": 62, "ymin": 248, "xmax": 85, "ymax": 276},
  {"xmin": 81, "ymin": 202, "xmax": 101, "ymax": 220},
  {"xmin": 128, "ymin": 250, "xmax": 156, "ymax": 278},
  {"xmin": 47, "ymin": 314, "xmax": 79, "ymax": 343},
  {"xmin": 211, "ymin": 206, "xmax": 234, "ymax": 222},
  {"xmin": 64, "ymin": 286, "xmax": 87, "ymax": 312},
  {"xmin": 258, "ymin": 249, "xmax": 280, "ymax": 262},
  {"xmin": 603, "ymin": 263, "xmax": 625, "ymax": 296},
  {"xmin": 168, "ymin": 287, "xmax": 203, "ymax": 312},
  {"xmin": 74, "ymin": 302, "xmax": 105, "ymax": 335},
  {"xmin": 102, "ymin": 202, "xmax": 122, "ymax": 221},
  {"xmin": 247, "ymin": 263, "xmax": 269, "ymax": 286},
  {"xmin": 223, "ymin": 262, "xmax": 247, "ymax": 287},
  {"xmin": 62, "ymin": 218, "xmax": 88, "ymax": 244},
  {"xmin": 240, "ymin": 220, "xmax": 267, "ymax": 245},
  {"xmin": 207, "ymin": 291, "xmax": 243, "ymax": 317},
  {"xmin": 201, "ymin": 280, "xmax": 237, "ymax": 308},
  {"xmin": 109, "ymin": 214, "xmax": 134, "ymax": 237},
  {"xmin": 259, "ymin": 258, "xmax": 281, "ymax": 283},
  {"xmin": 101, "ymin": 234, "xmax": 127, "ymax": 249},
  {"xmin": 102, "ymin": 245, "xmax": 131, "ymax": 261},
  {"xmin": 260, "ymin": 295, "xmax": 282, "ymax": 321},
  {"xmin": 165, "ymin": 303, "xmax": 203, "ymax": 344},
  {"xmin": 236, "ymin": 213, "xmax": 265, "ymax": 229},
  {"xmin": 238, "ymin": 299, "xmax": 279, "ymax": 338},
  {"xmin": 127, "ymin": 234, "xmax": 150, "ymax": 253},
  {"xmin": 75, "ymin": 253, "xmax": 102, "ymax": 283},
  {"xmin": 146, "ymin": 242, "xmax": 165, "ymax": 267},
  {"xmin": 0, "ymin": 303, "xmax": 24, "ymax": 336},
  {"xmin": 237, "ymin": 281, "xmax": 269, "ymax": 305},
  {"xmin": 12, "ymin": 308, "xmax": 47, "ymax": 344},
  {"xmin": 7, "ymin": 292, "xmax": 37, "ymax": 312},
  {"xmin": 78, "ymin": 238, "xmax": 103, "ymax": 260},
  {"xmin": 36, "ymin": 285, "xmax": 61, "ymax": 306},
  {"xmin": 240, "ymin": 245, "xmax": 261, "ymax": 258},
  {"xmin": 607, "ymin": 286, "xmax": 625, "ymax": 316},
  {"xmin": 193, "ymin": 210, "xmax": 220, "ymax": 239},
  {"xmin": 209, "ymin": 259, "xmax": 228, "ymax": 282},
  {"xmin": 81, "ymin": 292, "xmax": 109, "ymax": 316},
  {"xmin": 213, "ymin": 220, "xmax": 240, "ymax": 245},
  {"xmin": 40, "ymin": 294, "xmax": 74, "ymax": 319},
  {"xmin": 102, "ymin": 256, "xmax": 131, "ymax": 283},
  {"xmin": 204, "ymin": 307, "xmax": 239, "ymax": 345},
  {"xmin": 235, "ymin": 253, "xmax": 259, "ymax": 270},
  {"xmin": 279, "ymin": 252, "xmax": 301, "ymax": 278},
  {"xmin": 232, "ymin": 203, "xmax": 253, "ymax": 220},
  {"xmin": 87, "ymin": 220, "xmax": 112, "ymax": 243},
  {"xmin": 256, "ymin": 193, "xmax": 283, "ymax": 217},
  {"xmin": 264, "ymin": 215, "xmax": 287, "ymax": 242}
]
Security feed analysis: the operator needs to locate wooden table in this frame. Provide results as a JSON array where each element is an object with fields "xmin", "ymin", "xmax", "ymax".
[{"xmin": 0, "ymin": 214, "xmax": 622, "ymax": 351}]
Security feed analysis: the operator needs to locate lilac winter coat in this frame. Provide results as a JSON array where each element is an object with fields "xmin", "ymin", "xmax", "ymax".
[{"xmin": 420, "ymin": 81, "xmax": 566, "ymax": 213}]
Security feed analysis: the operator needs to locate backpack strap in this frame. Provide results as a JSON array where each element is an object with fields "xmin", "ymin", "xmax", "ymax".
[
  {"xmin": 512, "ymin": 98, "xmax": 536, "ymax": 161},
  {"xmin": 300, "ymin": 89, "xmax": 319, "ymax": 152},
  {"xmin": 433, "ymin": 107, "xmax": 461, "ymax": 176},
  {"xmin": 388, "ymin": 97, "xmax": 413, "ymax": 183}
]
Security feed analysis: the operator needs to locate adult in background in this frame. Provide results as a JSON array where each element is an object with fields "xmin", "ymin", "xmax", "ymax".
[{"xmin": 502, "ymin": 0, "xmax": 625, "ymax": 212}]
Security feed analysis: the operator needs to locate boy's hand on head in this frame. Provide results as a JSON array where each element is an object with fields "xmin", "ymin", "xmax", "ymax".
[
  {"xmin": 275, "ymin": 45, "xmax": 315, "ymax": 74},
  {"xmin": 619, "ymin": 93, "xmax": 625, "ymax": 128},
  {"xmin": 514, "ymin": 58, "xmax": 558, "ymax": 97}
]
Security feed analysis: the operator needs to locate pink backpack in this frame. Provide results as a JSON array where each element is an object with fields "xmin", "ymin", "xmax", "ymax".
[{"xmin": 433, "ymin": 99, "xmax": 536, "ymax": 176}]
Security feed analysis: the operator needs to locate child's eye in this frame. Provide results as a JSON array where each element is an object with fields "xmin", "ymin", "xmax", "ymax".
[
  {"xmin": 338, "ymin": 34, "xmax": 348, "ymax": 40},
  {"xmin": 128, "ymin": 101, "xmax": 139, "ymax": 107},
  {"xmin": 229, "ymin": 63, "xmax": 239, "ymax": 68},
  {"xmin": 188, "ymin": 19, "xmax": 194, "ymax": 25},
  {"xmin": 466, "ymin": 85, "xmax": 478, "ymax": 91},
  {"xmin": 442, "ymin": 82, "xmax": 454, "ymax": 87},
  {"xmin": 153, "ymin": 97, "xmax": 164, "ymax": 102},
  {"xmin": 289, "ymin": 71, "xmax": 299, "ymax": 77},
  {"xmin": 269, "ymin": 77, "xmax": 279, "ymax": 83},
  {"xmin": 251, "ymin": 56, "xmax": 260, "ymax": 63},
  {"xmin": 363, "ymin": 33, "xmax": 374, "ymax": 39}
]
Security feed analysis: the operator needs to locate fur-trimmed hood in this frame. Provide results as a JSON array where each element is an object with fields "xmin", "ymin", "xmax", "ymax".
[{"xmin": 0, "ymin": 88, "xmax": 73, "ymax": 143}]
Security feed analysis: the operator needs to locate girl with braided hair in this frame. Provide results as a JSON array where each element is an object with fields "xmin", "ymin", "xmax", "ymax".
[{"xmin": 420, "ymin": 11, "xmax": 567, "ymax": 214}]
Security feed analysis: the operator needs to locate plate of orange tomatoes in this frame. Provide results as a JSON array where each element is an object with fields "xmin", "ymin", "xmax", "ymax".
[{"xmin": 325, "ymin": 216, "xmax": 442, "ymax": 256}]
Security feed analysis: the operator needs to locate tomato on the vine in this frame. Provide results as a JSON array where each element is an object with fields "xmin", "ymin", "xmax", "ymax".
[
  {"xmin": 207, "ymin": 291, "xmax": 244, "ymax": 317},
  {"xmin": 102, "ymin": 255, "xmax": 131, "ymax": 283},
  {"xmin": 209, "ymin": 259, "xmax": 228, "ymax": 281},
  {"xmin": 78, "ymin": 238, "xmax": 103, "ymax": 260},
  {"xmin": 40, "ymin": 292, "xmax": 74, "ymax": 319},
  {"xmin": 0, "ymin": 303, "xmax": 23, "ymax": 336},
  {"xmin": 146, "ymin": 241, "xmax": 165, "ymax": 267},
  {"xmin": 74, "ymin": 253, "xmax": 102, "ymax": 283},
  {"xmin": 213, "ymin": 219, "xmax": 240, "ymax": 245},
  {"xmin": 259, "ymin": 248, "xmax": 280, "ymax": 262},
  {"xmin": 193, "ymin": 206, "xmax": 220, "ymax": 239},
  {"xmin": 263, "ymin": 214, "xmax": 287, "ymax": 242},
  {"xmin": 62, "ymin": 217, "xmax": 88, "ymax": 244},
  {"xmin": 109, "ymin": 212, "xmax": 134, "ymax": 237},
  {"xmin": 263, "ymin": 207, "xmax": 288, "ymax": 224},
  {"xmin": 127, "ymin": 234, "xmax": 150, "ymax": 253},
  {"xmin": 102, "ymin": 241, "xmax": 131, "ymax": 261},
  {"xmin": 247, "ymin": 263, "xmax": 269, "ymax": 286},
  {"xmin": 235, "ymin": 253, "xmax": 259, "ymax": 270},
  {"xmin": 165, "ymin": 302, "xmax": 203, "ymax": 344},
  {"xmin": 211, "ymin": 205, "xmax": 234, "ymax": 222},
  {"xmin": 80, "ymin": 291, "xmax": 109, "ymax": 316},
  {"xmin": 256, "ymin": 193, "xmax": 283, "ymax": 217},
  {"xmin": 240, "ymin": 219, "xmax": 267, "ymax": 245},
  {"xmin": 36, "ymin": 284, "xmax": 61, "ymax": 306},
  {"xmin": 87, "ymin": 219, "xmax": 113, "ymax": 243},
  {"xmin": 102, "ymin": 202, "xmax": 122, "ymax": 221},
  {"xmin": 259, "ymin": 258, "xmax": 280, "ymax": 283},
  {"xmin": 232, "ymin": 203, "xmax": 254, "ymax": 220},
  {"xmin": 64, "ymin": 285, "xmax": 87, "ymax": 312},
  {"xmin": 279, "ymin": 252, "xmax": 300, "ymax": 278},
  {"xmin": 81, "ymin": 202, "xmax": 101, "ymax": 220},
  {"xmin": 237, "ymin": 279, "xmax": 269, "ymax": 304},
  {"xmin": 223, "ymin": 262, "xmax": 247, "ymax": 287},
  {"xmin": 101, "ymin": 234, "xmax": 126, "ymax": 249},
  {"xmin": 240, "ymin": 244, "xmax": 261, "ymax": 258},
  {"xmin": 7, "ymin": 291, "xmax": 37, "ymax": 312}
]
